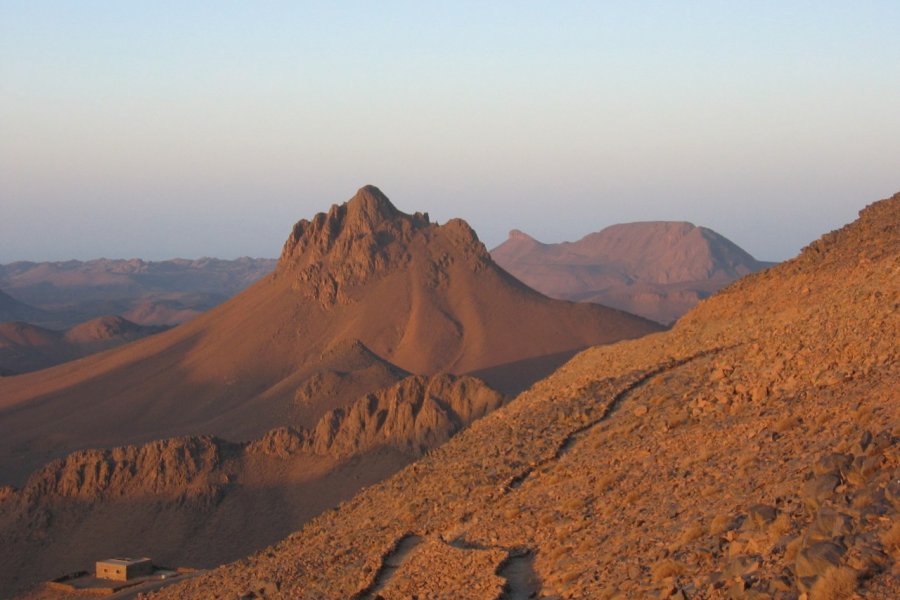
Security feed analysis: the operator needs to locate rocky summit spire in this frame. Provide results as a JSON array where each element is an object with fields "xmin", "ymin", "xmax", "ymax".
[
  {"xmin": 344, "ymin": 185, "xmax": 401, "ymax": 225},
  {"xmin": 277, "ymin": 186, "xmax": 433, "ymax": 306}
]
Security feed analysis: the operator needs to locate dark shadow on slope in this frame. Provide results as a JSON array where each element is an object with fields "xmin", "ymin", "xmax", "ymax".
[
  {"xmin": 466, "ymin": 349, "xmax": 586, "ymax": 395},
  {"xmin": 0, "ymin": 448, "xmax": 410, "ymax": 599},
  {"xmin": 354, "ymin": 534, "xmax": 424, "ymax": 599},
  {"xmin": 498, "ymin": 550, "xmax": 542, "ymax": 600}
]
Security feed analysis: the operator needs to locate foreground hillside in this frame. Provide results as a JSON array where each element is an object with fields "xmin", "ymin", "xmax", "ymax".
[
  {"xmin": 151, "ymin": 192, "xmax": 898, "ymax": 599},
  {"xmin": 0, "ymin": 186, "xmax": 658, "ymax": 486},
  {"xmin": 491, "ymin": 222, "xmax": 773, "ymax": 324}
]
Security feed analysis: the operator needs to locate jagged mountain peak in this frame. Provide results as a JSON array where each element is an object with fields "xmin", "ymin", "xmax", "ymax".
[
  {"xmin": 279, "ymin": 186, "xmax": 428, "ymax": 262},
  {"xmin": 276, "ymin": 187, "xmax": 493, "ymax": 307},
  {"xmin": 344, "ymin": 184, "xmax": 402, "ymax": 222}
]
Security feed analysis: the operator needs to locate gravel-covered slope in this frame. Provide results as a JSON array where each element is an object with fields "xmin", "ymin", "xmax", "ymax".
[{"xmin": 141, "ymin": 192, "xmax": 899, "ymax": 599}]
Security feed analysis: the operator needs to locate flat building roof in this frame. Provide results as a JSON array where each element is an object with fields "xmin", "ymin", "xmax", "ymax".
[{"xmin": 98, "ymin": 558, "xmax": 151, "ymax": 566}]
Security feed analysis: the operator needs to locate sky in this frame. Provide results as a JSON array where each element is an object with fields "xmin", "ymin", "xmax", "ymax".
[{"xmin": 2, "ymin": 2, "xmax": 899, "ymax": 263}]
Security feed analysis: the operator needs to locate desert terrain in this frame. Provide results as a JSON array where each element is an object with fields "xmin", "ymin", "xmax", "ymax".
[
  {"xmin": 5, "ymin": 2, "xmax": 896, "ymax": 598},
  {"xmin": 0, "ymin": 218, "xmax": 755, "ymax": 376},
  {"xmin": 130, "ymin": 191, "xmax": 899, "ymax": 599},
  {"xmin": 0, "ymin": 186, "xmax": 662, "ymax": 597},
  {"xmin": 0, "ymin": 259, "xmax": 275, "ymax": 375},
  {"xmin": 0, "ymin": 290, "xmax": 49, "ymax": 326},
  {"xmin": 0, "ymin": 187, "xmax": 658, "ymax": 485}
]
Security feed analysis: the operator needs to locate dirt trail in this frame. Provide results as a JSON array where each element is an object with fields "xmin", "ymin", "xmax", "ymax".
[
  {"xmin": 506, "ymin": 348, "xmax": 724, "ymax": 492},
  {"xmin": 354, "ymin": 534, "xmax": 424, "ymax": 599}
]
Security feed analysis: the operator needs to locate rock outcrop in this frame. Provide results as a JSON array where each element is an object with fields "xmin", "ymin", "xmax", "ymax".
[
  {"xmin": 278, "ymin": 186, "xmax": 433, "ymax": 306},
  {"xmin": 255, "ymin": 374, "xmax": 505, "ymax": 459},
  {"xmin": 18, "ymin": 436, "xmax": 231, "ymax": 504},
  {"xmin": 0, "ymin": 375, "xmax": 503, "ymax": 597}
]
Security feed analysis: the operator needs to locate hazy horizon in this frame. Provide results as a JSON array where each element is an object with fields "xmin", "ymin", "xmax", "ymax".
[{"xmin": 3, "ymin": 2, "xmax": 899, "ymax": 263}]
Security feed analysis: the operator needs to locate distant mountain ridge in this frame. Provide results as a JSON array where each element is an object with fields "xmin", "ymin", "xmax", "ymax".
[
  {"xmin": 0, "ymin": 316, "xmax": 166, "ymax": 375},
  {"xmin": 0, "ymin": 256, "xmax": 276, "ymax": 327},
  {"xmin": 0, "ymin": 289, "xmax": 48, "ymax": 324},
  {"xmin": 491, "ymin": 221, "xmax": 774, "ymax": 324}
]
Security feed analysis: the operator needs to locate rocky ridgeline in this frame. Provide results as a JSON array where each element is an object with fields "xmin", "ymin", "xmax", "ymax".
[
  {"xmin": 252, "ymin": 374, "xmax": 505, "ymax": 459},
  {"xmin": 0, "ymin": 373, "xmax": 503, "ymax": 597},
  {"xmin": 14, "ymin": 436, "xmax": 233, "ymax": 507},
  {"xmin": 678, "ymin": 192, "xmax": 900, "ymax": 337},
  {"xmin": 148, "ymin": 192, "xmax": 898, "ymax": 599},
  {"xmin": 3, "ymin": 373, "xmax": 501, "ymax": 515},
  {"xmin": 276, "ymin": 185, "xmax": 490, "ymax": 306}
]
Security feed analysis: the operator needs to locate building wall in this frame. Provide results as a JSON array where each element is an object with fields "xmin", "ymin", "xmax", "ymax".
[
  {"xmin": 126, "ymin": 561, "xmax": 154, "ymax": 579},
  {"xmin": 96, "ymin": 564, "xmax": 127, "ymax": 581},
  {"xmin": 96, "ymin": 559, "xmax": 152, "ymax": 581}
]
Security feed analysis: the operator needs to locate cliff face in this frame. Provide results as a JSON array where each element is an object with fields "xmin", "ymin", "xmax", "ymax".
[
  {"xmin": 277, "ymin": 186, "xmax": 435, "ymax": 306},
  {"xmin": 254, "ymin": 374, "xmax": 505, "ymax": 459},
  {"xmin": 0, "ymin": 374, "xmax": 504, "ymax": 597},
  {"xmin": 152, "ymin": 192, "xmax": 898, "ymax": 599},
  {"xmin": 18, "ymin": 436, "xmax": 231, "ymax": 504}
]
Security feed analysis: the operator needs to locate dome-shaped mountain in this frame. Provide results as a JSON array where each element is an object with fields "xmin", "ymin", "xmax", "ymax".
[
  {"xmin": 0, "ymin": 187, "xmax": 660, "ymax": 486},
  {"xmin": 63, "ymin": 315, "xmax": 150, "ymax": 343},
  {"xmin": 492, "ymin": 221, "xmax": 774, "ymax": 324}
]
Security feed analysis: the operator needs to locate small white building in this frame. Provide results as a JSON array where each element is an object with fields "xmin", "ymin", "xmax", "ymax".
[{"xmin": 95, "ymin": 557, "xmax": 153, "ymax": 581}]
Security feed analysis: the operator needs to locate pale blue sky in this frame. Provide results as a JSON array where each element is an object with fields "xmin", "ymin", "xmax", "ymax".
[{"xmin": 2, "ymin": 1, "xmax": 899, "ymax": 262}]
